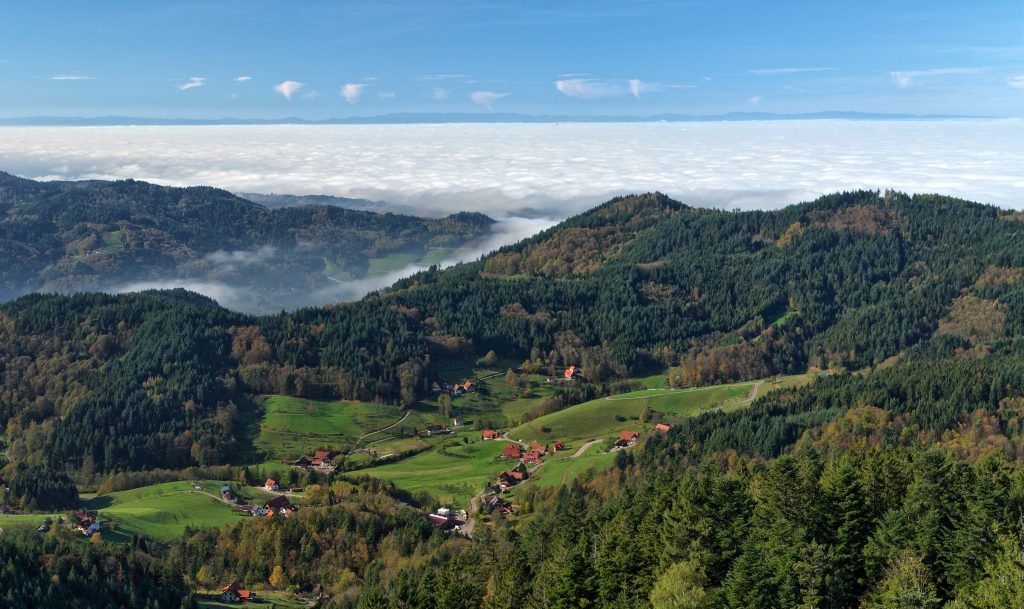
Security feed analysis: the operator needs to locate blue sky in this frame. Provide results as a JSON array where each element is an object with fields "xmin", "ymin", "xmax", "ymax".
[{"xmin": 0, "ymin": 0, "xmax": 1021, "ymax": 118}]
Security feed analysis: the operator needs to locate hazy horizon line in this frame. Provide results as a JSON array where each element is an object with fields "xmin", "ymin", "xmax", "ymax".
[{"xmin": 0, "ymin": 110, "xmax": 1006, "ymax": 127}]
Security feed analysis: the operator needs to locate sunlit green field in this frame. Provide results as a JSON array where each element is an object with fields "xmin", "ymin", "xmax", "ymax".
[
  {"xmin": 256, "ymin": 395, "xmax": 405, "ymax": 459},
  {"xmin": 81, "ymin": 480, "xmax": 245, "ymax": 541},
  {"xmin": 353, "ymin": 435, "xmax": 514, "ymax": 505},
  {"xmin": 510, "ymin": 374, "xmax": 818, "ymax": 443}
]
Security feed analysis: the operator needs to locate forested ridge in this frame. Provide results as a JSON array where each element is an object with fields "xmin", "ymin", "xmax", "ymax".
[
  {"xmin": 0, "ymin": 171, "xmax": 494, "ymax": 310},
  {"xmin": 3, "ymin": 189, "xmax": 1024, "ymax": 476}
]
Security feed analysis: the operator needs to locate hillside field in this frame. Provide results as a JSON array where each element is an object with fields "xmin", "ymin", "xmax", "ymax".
[
  {"xmin": 353, "ymin": 434, "xmax": 516, "ymax": 506},
  {"xmin": 81, "ymin": 480, "xmax": 246, "ymax": 541},
  {"xmin": 255, "ymin": 395, "xmax": 406, "ymax": 460}
]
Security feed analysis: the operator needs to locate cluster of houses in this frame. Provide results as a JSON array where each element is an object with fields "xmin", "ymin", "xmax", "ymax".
[
  {"xmin": 431, "ymin": 379, "xmax": 477, "ymax": 397},
  {"xmin": 284, "ymin": 450, "xmax": 338, "ymax": 470},
  {"xmin": 218, "ymin": 480, "xmax": 300, "ymax": 519},
  {"xmin": 490, "ymin": 439, "xmax": 567, "ymax": 491}
]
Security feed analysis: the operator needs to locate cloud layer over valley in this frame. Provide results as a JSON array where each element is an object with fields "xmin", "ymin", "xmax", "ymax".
[{"xmin": 1, "ymin": 120, "xmax": 1021, "ymax": 217}]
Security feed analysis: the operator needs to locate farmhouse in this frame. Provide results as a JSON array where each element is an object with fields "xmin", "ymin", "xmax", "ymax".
[
  {"xmin": 74, "ymin": 511, "xmax": 104, "ymax": 536},
  {"xmin": 617, "ymin": 431, "xmax": 640, "ymax": 447},
  {"xmin": 221, "ymin": 582, "xmax": 256, "ymax": 603},
  {"xmin": 551, "ymin": 441, "xmax": 566, "ymax": 452},
  {"xmin": 427, "ymin": 512, "xmax": 455, "ymax": 529},
  {"xmin": 263, "ymin": 478, "xmax": 279, "ymax": 491},
  {"xmin": 563, "ymin": 365, "xmax": 579, "ymax": 380},
  {"xmin": 289, "ymin": 457, "xmax": 312, "ymax": 468},
  {"xmin": 529, "ymin": 441, "xmax": 547, "ymax": 455},
  {"xmin": 313, "ymin": 450, "xmax": 337, "ymax": 467},
  {"xmin": 497, "ymin": 470, "xmax": 526, "ymax": 491},
  {"xmin": 423, "ymin": 424, "xmax": 452, "ymax": 437},
  {"xmin": 503, "ymin": 444, "xmax": 523, "ymax": 459},
  {"xmin": 220, "ymin": 485, "xmax": 233, "ymax": 500},
  {"xmin": 482, "ymin": 429, "xmax": 500, "ymax": 440},
  {"xmin": 655, "ymin": 423, "xmax": 671, "ymax": 432},
  {"xmin": 261, "ymin": 495, "xmax": 298, "ymax": 518},
  {"xmin": 523, "ymin": 449, "xmax": 544, "ymax": 464}
]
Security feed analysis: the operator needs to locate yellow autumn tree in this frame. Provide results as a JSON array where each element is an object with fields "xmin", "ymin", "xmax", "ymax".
[{"xmin": 269, "ymin": 565, "xmax": 286, "ymax": 589}]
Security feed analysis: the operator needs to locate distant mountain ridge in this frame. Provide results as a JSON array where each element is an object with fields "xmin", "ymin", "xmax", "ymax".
[
  {"xmin": 0, "ymin": 110, "xmax": 987, "ymax": 126},
  {"xmin": 0, "ymin": 171, "xmax": 494, "ymax": 311}
]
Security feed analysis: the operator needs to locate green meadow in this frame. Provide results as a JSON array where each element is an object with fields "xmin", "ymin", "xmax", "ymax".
[
  {"xmin": 82, "ymin": 480, "xmax": 245, "ymax": 541},
  {"xmin": 353, "ymin": 435, "xmax": 515, "ymax": 506},
  {"xmin": 255, "ymin": 395, "xmax": 405, "ymax": 459},
  {"xmin": 509, "ymin": 374, "xmax": 818, "ymax": 444}
]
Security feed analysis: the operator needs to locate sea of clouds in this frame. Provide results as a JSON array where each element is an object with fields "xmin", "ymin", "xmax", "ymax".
[{"xmin": 1, "ymin": 119, "xmax": 1021, "ymax": 309}]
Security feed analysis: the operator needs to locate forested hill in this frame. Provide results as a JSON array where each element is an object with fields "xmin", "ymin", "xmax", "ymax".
[
  {"xmin": 0, "ymin": 171, "xmax": 494, "ymax": 311},
  {"xmin": 2, "ymin": 189, "xmax": 1024, "ymax": 477}
]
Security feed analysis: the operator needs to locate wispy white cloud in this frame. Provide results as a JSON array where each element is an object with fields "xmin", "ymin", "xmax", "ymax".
[
  {"xmin": 1009, "ymin": 75, "xmax": 1024, "ymax": 89},
  {"xmin": 301, "ymin": 90, "xmax": 320, "ymax": 100},
  {"xmin": 555, "ymin": 78, "xmax": 623, "ymax": 99},
  {"xmin": 49, "ymin": 74, "xmax": 96, "ymax": 81},
  {"xmin": 469, "ymin": 90, "xmax": 507, "ymax": 110},
  {"xmin": 748, "ymin": 95, "xmax": 762, "ymax": 106},
  {"xmin": 234, "ymin": 76, "xmax": 252, "ymax": 82},
  {"xmin": 377, "ymin": 91, "xmax": 396, "ymax": 99},
  {"xmin": 275, "ymin": 80, "xmax": 304, "ymax": 100},
  {"xmin": 432, "ymin": 87, "xmax": 448, "ymax": 101},
  {"xmin": 341, "ymin": 83, "xmax": 367, "ymax": 103},
  {"xmin": 415, "ymin": 74, "xmax": 468, "ymax": 81},
  {"xmin": 556, "ymin": 78, "xmax": 655, "ymax": 99},
  {"xmin": 890, "ymin": 67, "xmax": 988, "ymax": 87},
  {"xmin": 749, "ymin": 67, "xmax": 835, "ymax": 75},
  {"xmin": 177, "ymin": 77, "xmax": 206, "ymax": 90}
]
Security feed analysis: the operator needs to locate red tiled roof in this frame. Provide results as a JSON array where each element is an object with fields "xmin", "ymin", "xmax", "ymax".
[
  {"xmin": 619, "ymin": 431, "xmax": 639, "ymax": 441},
  {"xmin": 482, "ymin": 429, "xmax": 500, "ymax": 439}
]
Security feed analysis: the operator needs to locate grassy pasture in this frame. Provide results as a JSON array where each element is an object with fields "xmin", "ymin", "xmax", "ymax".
[
  {"xmin": 81, "ymin": 480, "xmax": 245, "ymax": 541},
  {"xmin": 0, "ymin": 512, "xmax": 65, "ymax": 531},
  {"xmin": 509, "ymin": 374, "xmax": 817, "ymax": 444},
  {"xmin": 527, "ymin": 450, "xmax": 617, "ymax": 489},
  {"xmin": 353, "ymin": 434, "xmax": 514, "ymax": 506},
  {"xmin": 255, "ymin": 395, "xmax": 404, "ymax": 459}
]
